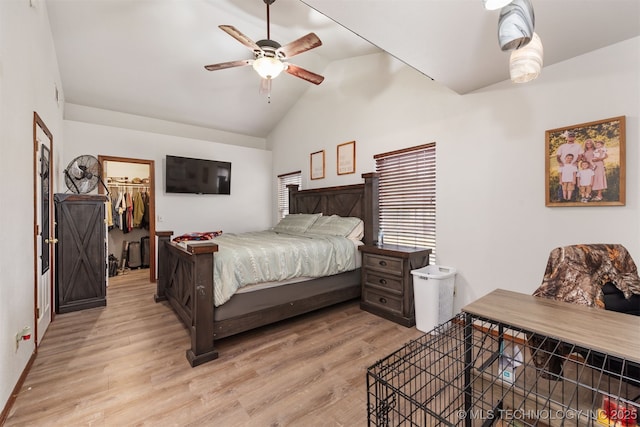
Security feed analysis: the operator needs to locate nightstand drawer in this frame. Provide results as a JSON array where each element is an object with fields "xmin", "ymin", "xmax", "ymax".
[
  {"xmin": 363, "ymin": 271, "xmax": 403, "ymax": 293},
  {"xmin": 363, "ymin": 253, "xmax": 404, "ymax": 276},
  {"xmin": 363, "ymin": 288, "xmax": 403, "ymax": 315}
]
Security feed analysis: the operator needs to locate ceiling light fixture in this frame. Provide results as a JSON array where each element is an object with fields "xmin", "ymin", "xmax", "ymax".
[
  {"xmin": 483, "ymin": 0, "xmax": 513, "ymax": 11},
  {"xmin": 252, "ymin": 56, "xmax": 285, "ymax": 80},
  {"xmin": 203, "ymin": 0, "xmax": 324, "ymax": 104},
  {"xmin": 497, "ymin": 0, "xmax": 534, "ymax": 51},
  {"xmin": 509, "ymin": 32, "xmax": 543, "ymax": 83}
]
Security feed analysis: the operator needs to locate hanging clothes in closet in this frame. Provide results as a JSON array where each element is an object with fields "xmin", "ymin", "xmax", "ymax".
[
  {"xmin": 107, "ymin": 185, "xmax": 149, "ymax": 233},
  {"xmin": 109, "ymin": 186, "xmax": 120, "ymax": 231},
  {"xmin": 105, "ymin": 195, "xmax": 113, "ymax": 229},
  {"xmin": 133, "ymin": 190, "xmax": 144, "ymax": 228},
  {"xmin": 126, "ymin": 191, "xmax": 133, "ymax": 233},
  {"xmin": 140, "ymin": 191, "xmax": 150, "ymax": 230}
]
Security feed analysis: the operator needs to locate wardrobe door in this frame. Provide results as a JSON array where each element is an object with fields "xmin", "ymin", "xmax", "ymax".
[{"xmin": 55, "ymin": 194, "xmax": 107, "ymax": 313}]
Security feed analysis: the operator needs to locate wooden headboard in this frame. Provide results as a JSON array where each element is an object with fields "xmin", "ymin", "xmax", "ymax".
[{"xmin": 288, "ymin": 172, "xmax": 379, "ymax": 246}]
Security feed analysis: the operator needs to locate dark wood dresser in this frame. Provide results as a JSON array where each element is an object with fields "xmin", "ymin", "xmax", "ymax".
[
  {"xmin": 54, "ymin": 193, "xmax": 107, "ymax": 313},
  {"xmin": 359, "ymin": 244, "xmax": 431, "ymax": 326}
]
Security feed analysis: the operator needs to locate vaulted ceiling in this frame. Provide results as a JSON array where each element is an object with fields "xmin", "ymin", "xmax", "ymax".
[{"xmin": 46, "ymin": 0, "xmax": 640, "ymax": 139}]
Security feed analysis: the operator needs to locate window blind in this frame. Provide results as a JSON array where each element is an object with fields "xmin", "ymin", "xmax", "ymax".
[
  {"xmin": 277, "ymin": 171, "xmax": 302, "ymax": 220},
  {"xmin": 375, "ymin": 143, "xmax": 436, "ymax": 252}
]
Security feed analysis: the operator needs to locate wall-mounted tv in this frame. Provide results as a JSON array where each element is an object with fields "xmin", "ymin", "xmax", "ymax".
[{"xmin": 165, "ymin": 155, "xmax": 231, "ymax": 195}]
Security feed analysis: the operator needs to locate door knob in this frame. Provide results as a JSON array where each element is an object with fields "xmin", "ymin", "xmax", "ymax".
[{"xmin": 45, "ymin": 237, "xmax": 58, "ymax": 244}]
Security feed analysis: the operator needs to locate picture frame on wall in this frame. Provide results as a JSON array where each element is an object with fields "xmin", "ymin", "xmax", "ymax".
[
  {"xmin": 310, "ymin": 150, "xmax": 325, "ymax": 180},
  {"xmin": 545, "ymin": 116, "xmax": 625, "ymax": 207},
  {"xmin": 337, "ymin": 140, "xmax": 356, "ymax": 175}
]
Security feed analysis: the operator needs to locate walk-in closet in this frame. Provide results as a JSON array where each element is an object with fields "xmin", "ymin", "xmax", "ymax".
[{"xmin": 99, "ymin": 155, "xmax": 156, "ymax": 283}]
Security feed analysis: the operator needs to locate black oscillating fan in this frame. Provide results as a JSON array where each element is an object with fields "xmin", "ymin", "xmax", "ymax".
[{"xmin": 63, "ymin": 155, "xmax": 105, "ymax": 194}]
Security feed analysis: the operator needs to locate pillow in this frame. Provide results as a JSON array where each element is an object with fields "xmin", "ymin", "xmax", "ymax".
[
  {"xmin": 306, "ymin": 215, "xmax": 333, "ymax": 229},
  {"xmin": 307, "ymin": 215, "xmax": 363, "ymax": 239},
  {"xmin": 347, "ymin": 220, "xmax": 365, "ymax": 241},
  {"xmin": 273, "ymin": 213, "xmax": 321, "ymax": 234}
]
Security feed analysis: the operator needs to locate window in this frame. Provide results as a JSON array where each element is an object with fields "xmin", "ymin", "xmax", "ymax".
[
  {"xmin": 277, "ymin": 170, "xmax": 302, "ymax": 220},
  {"xmin": 375, "ymin": 143, "xmax": 435, "ymax": 253}
]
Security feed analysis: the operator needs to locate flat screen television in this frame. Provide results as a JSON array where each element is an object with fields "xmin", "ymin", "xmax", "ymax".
[{"xmin": 165, "ymin": 155, "xmax": 231, "ymax": 195}]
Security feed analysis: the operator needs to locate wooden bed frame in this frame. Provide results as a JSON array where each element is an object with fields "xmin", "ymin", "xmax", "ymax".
[{"xmin": 154, "ymin": 173, "xmax": 379, "ymax": 366}]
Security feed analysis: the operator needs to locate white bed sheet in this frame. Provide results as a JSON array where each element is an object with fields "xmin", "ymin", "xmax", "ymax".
[
  {"xmin": 235, "ymin": 239, "xmax": 362, "ymax": 294},
  {"xmin": 176, "ymin": 232, "xmax": 362, "ymax": 304}
]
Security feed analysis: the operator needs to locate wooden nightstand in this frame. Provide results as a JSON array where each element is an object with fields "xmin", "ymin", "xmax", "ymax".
[{"xmin": 359, "ymin": 244, "xmax": 431, "ymax": 327}]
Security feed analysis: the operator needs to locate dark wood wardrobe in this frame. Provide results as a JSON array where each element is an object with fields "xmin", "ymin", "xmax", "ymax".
[{"xmin": 54, "ymin": 193, "xmax": 107, "ymax": 313}]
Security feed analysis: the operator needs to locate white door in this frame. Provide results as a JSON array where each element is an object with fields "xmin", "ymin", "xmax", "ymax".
[{"xmin": 35, "ymin": 114, "xmax": 54, "ymax": 345}]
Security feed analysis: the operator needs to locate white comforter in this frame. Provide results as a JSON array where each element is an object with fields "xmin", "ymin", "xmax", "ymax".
[{"xmin": 212, "ymin": 230, "xmax": 357, "ymax": 306}]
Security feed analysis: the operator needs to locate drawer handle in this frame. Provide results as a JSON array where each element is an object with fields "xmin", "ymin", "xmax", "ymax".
[
  {"xmin": 379, "ymin": 278, "xmax": 387, "ymax": 285},
  {"xmin": 379, "ymin": 297, "xmax": 387, "ymax": 304},
  {"xmin": 378, "ymin": 260, "xmax": 387, "ymax": 266}
]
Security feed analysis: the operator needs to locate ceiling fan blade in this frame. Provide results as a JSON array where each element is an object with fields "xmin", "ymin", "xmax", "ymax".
[
  {"xmin": 204, "ymin": 59, "xmax": 252, "ymax": 71},
  {"xmin": 285, "ymin": 63, "xmax": 324, "ymax": 85},
  {"xmin": 278, "ymin": 33, "xmax": 322, "ymax": 58},
  {"xmin": 219, "ymin": 25, "xmax": 261, "ymax": 51}
]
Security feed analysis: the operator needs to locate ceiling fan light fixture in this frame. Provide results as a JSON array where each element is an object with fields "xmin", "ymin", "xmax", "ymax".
[
  {"xmin": 253, "ymin": 56, "xmax": 285, "ymax": 79},
  {"xmin": 510, "ymin": 32, "xmax": 543, "ymax": 83},
  {"xmin": 483, "ymin": 0, "xmax": 513, "ymax": 11},
  {"xmin": 205, "ymin": 2, "xmax": 323, "ymax": 88}
]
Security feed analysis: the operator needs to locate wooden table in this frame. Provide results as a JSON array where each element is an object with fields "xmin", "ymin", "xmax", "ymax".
[{"xmin": 462, "ymin": 288, "xmax": 640, "ymax": 363}]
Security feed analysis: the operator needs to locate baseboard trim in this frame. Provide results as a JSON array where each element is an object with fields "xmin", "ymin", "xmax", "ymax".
[{"xmin": 0, "ymin": 350, "xmax": 36, "ymax": 425}]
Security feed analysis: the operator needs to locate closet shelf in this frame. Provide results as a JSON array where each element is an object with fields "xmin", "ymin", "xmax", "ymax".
[{"xmin": 107, "ymin": 183, "xmax": 149, "ymax": 189}]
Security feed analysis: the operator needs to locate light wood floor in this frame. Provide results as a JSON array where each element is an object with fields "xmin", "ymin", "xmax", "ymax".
[{"xmin": 6, "ymin": 269, "xmax": 424, "ymax": 426}]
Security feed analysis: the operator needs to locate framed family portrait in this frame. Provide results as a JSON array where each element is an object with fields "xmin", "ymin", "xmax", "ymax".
[
  {"xmin": 337, "ymin": 140, "xmax": 356, "ymax": 175},
  {"xmin": 545, "ymin": 116, "xmax": 625, "ymax": 207},
  {"xmin": 310, "ymin": 150, "xmax": 325, "ymax": 180}
]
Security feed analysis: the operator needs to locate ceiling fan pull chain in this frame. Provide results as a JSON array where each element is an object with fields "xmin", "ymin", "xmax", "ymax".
[{"xmin": 260, "ymin": 77, "xmax": 272, "ymax": 103}]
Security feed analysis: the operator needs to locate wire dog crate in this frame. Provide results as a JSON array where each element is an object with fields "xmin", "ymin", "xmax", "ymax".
[{"xmin": 367, "ymin": 290, "xmax": 640, "ymax": 427}]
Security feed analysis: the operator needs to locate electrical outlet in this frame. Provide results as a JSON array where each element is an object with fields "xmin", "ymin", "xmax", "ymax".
[{"xmin": 15, "ymin": 326, "xmax": 31, "ymax": 350}]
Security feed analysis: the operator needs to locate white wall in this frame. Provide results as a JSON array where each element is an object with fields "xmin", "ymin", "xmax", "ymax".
[
  {"xmin": 269, "ymin": 38, "xmax": 640, "ymax": 313},
  {"xmin": 63, "ymin": 119, "xmax": 273, "ymax": 237},
  {"xmin": 0, "ymin": 0, "xmax": 65, "ymax": 413}
]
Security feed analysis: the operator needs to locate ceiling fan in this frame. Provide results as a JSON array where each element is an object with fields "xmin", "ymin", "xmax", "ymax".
[{"xmin": 204, "ymin": 0, "xmax": 324, "ymax": 100}]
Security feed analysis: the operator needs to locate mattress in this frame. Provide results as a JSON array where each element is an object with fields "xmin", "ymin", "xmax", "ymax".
[{"xmin": 177, "ymin": 230, "xmax": 361, "ymax": 306}]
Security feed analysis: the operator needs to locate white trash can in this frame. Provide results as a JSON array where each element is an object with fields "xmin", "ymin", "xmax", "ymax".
[{"xmin": 411, "ymin": 265, "xmax": 457, "ymax": 333}]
